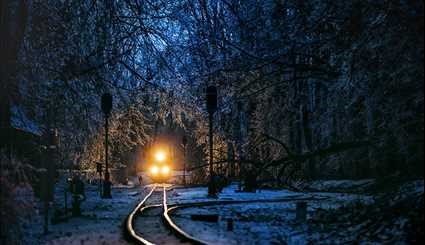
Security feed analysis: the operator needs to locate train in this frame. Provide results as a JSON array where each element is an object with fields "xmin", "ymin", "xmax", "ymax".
[{"xmin": 147, "ymin": 148, "xmax": 172, "ymax": 183}]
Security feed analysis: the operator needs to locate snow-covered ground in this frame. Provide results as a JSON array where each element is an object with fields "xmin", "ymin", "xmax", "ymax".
[
  {"xmin": 307, "ymin": 179, "xmax": 376, "ymax": 192},
  {"xmin": 167, "ymin": 184, "xmax": 376, "ymax": 245},
  {"xmin": 169, "ymin": 181, "xmax": 423, "ymax": 245},
  {"xmin": 22, "ymin": 178, "xmax": 146, "ymax": 245},
  {"xmin": 21, "ymin": 178, "xmax": 423, "ymax": 245}
]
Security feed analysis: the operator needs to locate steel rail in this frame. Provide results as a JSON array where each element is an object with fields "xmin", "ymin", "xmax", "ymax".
[
  {"xmin": 168, "ymin": 195, "xmax": 328, "ymax": 210},
  {"xmin": 126, "ymin": 185, "xmax": 157, "ymax": 245},
  {"xmin": 162, "ymin": 187, "xmax": 209, "ymax": 245},
  {"xmin": 163, "ymin": 195, "xmax": 331, "ymax": 245},
  {"xmin": 126, "ymin": 184, "xmax": 202, "ymax": 245},
  {"xmin": 128, "ymin": 186, "xmax": 329, "ymax": 245}
]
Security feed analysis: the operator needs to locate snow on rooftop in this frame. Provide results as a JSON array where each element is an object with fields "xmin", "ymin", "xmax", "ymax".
[{"xmin": 10, "ymin": 104, "xmax": 42, "ymax": 136}]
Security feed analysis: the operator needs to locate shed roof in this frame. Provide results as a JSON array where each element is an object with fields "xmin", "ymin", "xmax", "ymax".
[{"xmin": 10, "ymin": 104, "xmax": 42, "ymax": 136}]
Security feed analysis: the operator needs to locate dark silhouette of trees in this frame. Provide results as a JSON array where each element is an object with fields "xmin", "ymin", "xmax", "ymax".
[{"xmin": 1, "ymin": 0, "xmax": 423, "ymax": 184}]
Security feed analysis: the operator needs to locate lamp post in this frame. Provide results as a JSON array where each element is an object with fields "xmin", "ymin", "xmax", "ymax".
[
  {"xmin": 182, "ymin": 135, "xmax": 188, "ymax": 186},
  {"xmin": 101, "ymin": 93, "xmax": 113, "ymax": 199},
  {"xmin": 206, "ymin": 86, "xmax": 218, "ymax": 197}
]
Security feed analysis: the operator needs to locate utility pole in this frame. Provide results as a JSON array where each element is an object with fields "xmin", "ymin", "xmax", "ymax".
[
  {"xmin": 102, "ymin": 93, "xmax": 113, "ymax": 199},
  {"xmin": 206, "ymin": 86, "xmax": 218, "ymax": 197}
]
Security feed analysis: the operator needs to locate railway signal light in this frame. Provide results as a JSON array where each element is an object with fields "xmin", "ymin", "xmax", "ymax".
[
  {"xmin": 101, "ymin": 93, "xmax": 113, "ymax": 199},
  {"xmin": 206, "ymin": 86, "xmax": 218, "ymax": 197},
  {"xmin": 206, "ymin": 86, "xmax": 218, "ymax": 114},
  {"xmin": 102, "ymin": 93, "xmax": 113, "ymax": 115}
]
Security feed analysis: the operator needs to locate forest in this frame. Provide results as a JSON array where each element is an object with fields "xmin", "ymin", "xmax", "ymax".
[{"xmin": 1, "ymin": 0, "xmax": 424, "ymax": 244}]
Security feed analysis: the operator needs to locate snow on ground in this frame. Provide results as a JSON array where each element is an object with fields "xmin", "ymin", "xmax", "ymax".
[
  {"xmin": 171, "ymin": 202, "xmax": 304, "ymax": 245},
  {"xmin": 22, "ymin": 178, "xmax": 147, "ymax": 245},
  {"xmin": 21, "ymin": 178, "xmax": 421, "ymax": 245},
  {"xmin": 168, "ymin": 183, "xmax": 375, "ymax": 210},
  {"xmin": 167, "ymin": 184, "xmax": 302, "ymax": 205},
  {"xmin": 307, "ymin": 179, "xmax": 376, "ymax": 192},
  {"xmin": 168, "ymin": 184, "xmax": 376, "ymax": 245}
]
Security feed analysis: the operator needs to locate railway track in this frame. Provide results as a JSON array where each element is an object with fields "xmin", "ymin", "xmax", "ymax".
[
  {"xmin": 126, "ymin": 184, "xmax": 207, "ymax": 245},
  {"xmin": 126, "ymin": 184, "xmax": 330, "ymax": 245}
]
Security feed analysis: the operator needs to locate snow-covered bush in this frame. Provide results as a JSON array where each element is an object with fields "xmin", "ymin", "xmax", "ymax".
[{"xmin": 0, "ymin": 154, "xmax": 36, "ymax": 244}]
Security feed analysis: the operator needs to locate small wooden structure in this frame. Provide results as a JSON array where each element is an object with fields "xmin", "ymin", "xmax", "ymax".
[{"xmin": 1, "ymin": 103, "xmax": 42, "ymax": 164}]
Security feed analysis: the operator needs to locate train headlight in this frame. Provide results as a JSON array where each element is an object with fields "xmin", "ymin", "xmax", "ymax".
[
  {"xmin": 161, "ymin": 166, "xmax": 170, "ymax": 175},
  {"xmin": 155, "ymin": 151, "xmax": 167, "ymax": 162},
  {"xmin": 150, "ymin": 166, "xmax": 159, "ymax": 176}
]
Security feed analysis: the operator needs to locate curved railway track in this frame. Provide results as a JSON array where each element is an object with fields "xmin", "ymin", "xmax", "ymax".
[
  {"xmin": 126, "ymin": 185, "xmax": 158, "ymax": 245},
  {"xmin": 126, "ymin": 184, "xmax": 206, "ymax": 245},
  {"xmin": 126, "ymin": 185, "xmax": 330, "ymax": 245}
]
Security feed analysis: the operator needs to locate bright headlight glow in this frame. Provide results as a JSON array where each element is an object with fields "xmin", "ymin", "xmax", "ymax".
[
  {"xmin": 155, "ymin": 151, "xmax": 167, "ymax": 162},
  {"xmin": 161, "ymin": 166, "xmax": 170, "ymax": 175},
  {"xmin": 150, "ymin": 166, "xmax": 159, "ymax": 175}
]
